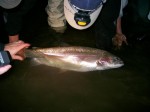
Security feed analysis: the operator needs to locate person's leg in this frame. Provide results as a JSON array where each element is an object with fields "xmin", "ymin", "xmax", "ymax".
[
  {"xmin": 4, "ymin": 0, "xmax": 37, "ymax": 43},
  {"xmin": 94, "ymin": 0, "xmax": 121, "ymax": 51},
  {"xmin": 45, "ymin": 0, "xmax": 66, "ymax": 33}
]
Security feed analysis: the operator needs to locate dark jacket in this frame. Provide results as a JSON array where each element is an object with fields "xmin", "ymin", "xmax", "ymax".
[
  {"xmin": 0, "ymin": 43, "xmax": 11, "ymax": 66},
  {"xmin": 0, "ymin": 43, "xmax": 4, "ymax": 51}
]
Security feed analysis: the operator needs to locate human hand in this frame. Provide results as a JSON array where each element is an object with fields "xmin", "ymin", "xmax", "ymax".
[
  {"xmin": 4, "ymin": 40, "xmax": 30, "ymax": 60},
  {"xmin": 0, "ymin": 65, "xmax": 12, "ymax": 75},
  {"xmin": 112, "ymin": 33, "xmax": 128, "ymax": 50}
]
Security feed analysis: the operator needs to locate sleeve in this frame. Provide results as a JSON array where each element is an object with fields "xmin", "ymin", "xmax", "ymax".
[
  {"xmin": 0, "ymin": 51, "xmax": 12, "ymax": 66},
  {"xmin": 119, "ymin": 0, "xmax": 128, "ymax": 17},
  {"xmin": 0, "ymin": 43, "xmax": 4, "ymax": 51}
]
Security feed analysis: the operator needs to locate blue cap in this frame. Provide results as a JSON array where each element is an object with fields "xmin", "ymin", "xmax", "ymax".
[{"xmin": 70, "ymin": 0, "xmax": 103, "ymax": 10}]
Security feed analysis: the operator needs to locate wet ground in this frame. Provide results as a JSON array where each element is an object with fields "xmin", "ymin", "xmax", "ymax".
[{"xmin": 0, "ymin": 1, "xmax": 150, "ymax": 112}]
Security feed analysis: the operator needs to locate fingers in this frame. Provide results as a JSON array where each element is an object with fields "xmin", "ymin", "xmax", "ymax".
[
  {"xmin": 12, "ymin": 55, "xmax": 24, "ymax": 61},
  {"xmin": 0, "ymin": 65, "xmax": 12, "ymax": 75},
  {"xmin": 122, "ymin": 35, "xmax": 128, "ymax": 45},
  {"xmin": 4, "ymin": 40, "xmax": 30, "ymax": 60},
  {"xmin": 15, "ymin": 43, "xmax": 30, "ymax": 52},
  {"xmin": 12, "ymin": 43, "xmax": 30, "ymax": 60},
  {"xmin": 112, "ymin": 33, "xmax": 128, "ymax": 50},
  {"xmin": 14, "ymin": 40, "xmax": 24, "ymax": 44}
]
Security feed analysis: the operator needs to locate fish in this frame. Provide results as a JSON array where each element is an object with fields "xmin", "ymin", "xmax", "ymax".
[{"xmin": 24, "ymin": 46, "xmax": 124, "ymax": 72}]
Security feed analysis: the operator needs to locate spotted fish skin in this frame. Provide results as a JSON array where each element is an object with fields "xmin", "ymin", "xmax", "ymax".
[{"xmin": 25, "ymin": 46, "xmax": 124, "ymax": 72}]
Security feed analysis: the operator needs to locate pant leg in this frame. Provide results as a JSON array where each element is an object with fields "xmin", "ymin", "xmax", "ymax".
[
  {"xmin": 4, "ymin": 0, "xmax": 37, "ymax": 36},
  {"xmin": 135, "ymin": 0, "xmax": 150, "ymax": 24},
  {"xmin": 94, "ymin": 0, "xmax": 121, "ymax": 50},
  {"xmin": 45, "ymin": 0, "xmax": 66, "ymax": 27}
]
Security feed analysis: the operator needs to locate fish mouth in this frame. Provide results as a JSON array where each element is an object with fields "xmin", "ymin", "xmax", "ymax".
[
  {"xmin": 115, "ymin": 63, "xmax": 124, "ymax": 68},
  {"xmin": 120, "ymin": 61, "xmax": 124, "ymax": 65},
  {"xmin": 113, "ymin": 59, "xmax": 124, "ymax": 67}
]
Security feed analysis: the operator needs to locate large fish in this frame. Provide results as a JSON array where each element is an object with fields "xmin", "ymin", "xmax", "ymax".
[{"xmin": 24, "ymin": 46, "xmax": 124, "ymax": 72}]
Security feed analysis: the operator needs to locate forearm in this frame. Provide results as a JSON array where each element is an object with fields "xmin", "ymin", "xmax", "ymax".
[{"xmin": 116, "ymin": 17, "xmax": 122, "ymax": 34}]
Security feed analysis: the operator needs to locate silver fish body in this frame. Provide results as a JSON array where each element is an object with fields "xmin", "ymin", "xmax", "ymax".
[{"xmin": 25, "ymin": 46, "xmax": 124, "ymax": 72}]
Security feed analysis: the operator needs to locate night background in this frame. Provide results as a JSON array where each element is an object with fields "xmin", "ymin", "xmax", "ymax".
[{"xmin": 0, "ymin": 0, "xmax": 150, "ymax": 112}]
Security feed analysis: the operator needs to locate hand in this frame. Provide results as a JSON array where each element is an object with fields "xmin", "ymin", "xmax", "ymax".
[
  {"xmin": 4, "ymin": 40, "xmax": 30, "ymax": 60},
  {"xmin": 0, "ymin": 65, "xmax": 12, "ymax": 75},
  {"xmin": 112, "ymin": 33, "xmax": 128, "ymax": 50}
]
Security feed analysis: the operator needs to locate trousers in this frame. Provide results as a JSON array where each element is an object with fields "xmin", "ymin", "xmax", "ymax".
[{"xmin": 45, "ymin": 0, "xmax": 66, "ymax": 28}]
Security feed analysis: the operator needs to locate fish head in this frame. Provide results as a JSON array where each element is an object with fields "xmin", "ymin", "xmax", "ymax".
[{"xmin": 96, "ymin": 54, "xmax": 124, "ymax": 70}]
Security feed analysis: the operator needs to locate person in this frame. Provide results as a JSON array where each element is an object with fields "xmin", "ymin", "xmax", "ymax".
[
  {"xmin": 0, "ymin": 0, "xmax": 30, "ymax": 75},
  {"xmin": 1, "ymin": 0, "xmax": 37, "ymax": 43},
  {"xmin": 94, "ymin": 0, "xmax": 128, "ymax": 50},
  {"xmin": 112, "ymin": 0, "xmax": 128, "ymax": 49},
  {"xmin": 0, "ymin": 41, "xmax": 30, "ymax": 75},
  {"xmin": 64, "ymin": 0, "xmax": 106, "ymax": 30},
  {"xmin": 45, "ymin": 0, "xmax": 66, "ymax": 33},
  {"xmin": 64, "ymin": 0, "xmax": 128, "ymax": 50}
]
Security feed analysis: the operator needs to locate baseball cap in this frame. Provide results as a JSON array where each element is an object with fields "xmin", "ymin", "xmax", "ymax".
[
  {"xmin": 0, "ymin": 0, "xmax": 21, "ymax": 9},
  {"xmin": 70, "ymin": 0, "xmax": 104, "ymax": 11},
  {"xmin": 64, "ymin": 0, "xmax": 106, "ymax": 30}
]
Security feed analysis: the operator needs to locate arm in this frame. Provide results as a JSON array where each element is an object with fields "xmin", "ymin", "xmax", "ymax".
[
  {"xmin": 112, "ymin": 0, "xmax": 128, "ymax": 49},
  {"xmin": 112, "ymin": 16, "xmax": 128, "ymax": 49},
  {"xmin": 116, "ymin": 17, "xmax": 123, "ymax": 34},
  {"xmin": 0, "ymin": 40, "xmax": 30, "ymax": 75}
]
